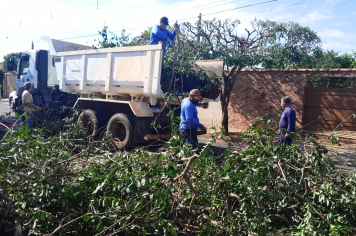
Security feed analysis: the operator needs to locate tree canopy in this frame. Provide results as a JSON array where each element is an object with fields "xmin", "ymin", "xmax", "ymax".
[
  {"xmin": 314, "ymin": 50, "xmax": 356, "ymax": 69},
  {"xmin": 2, "ymin": 52, "xmax": 20, "ymax": 72}
]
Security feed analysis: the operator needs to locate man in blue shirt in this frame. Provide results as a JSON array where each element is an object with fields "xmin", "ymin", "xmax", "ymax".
[
  {"xmin": 179, "ymin": 89, "xmax": 207, "ymax": 149},
  {"xmin": 149, "ymin": 17, "xmax": 178, "ymax": 55},
  {"xmin": 279, "ymin": 96, "xmax": 296, "ymax": 146}
]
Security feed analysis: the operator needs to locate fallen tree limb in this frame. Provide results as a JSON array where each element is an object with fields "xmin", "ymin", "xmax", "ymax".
[
  {"xmin": 268, "ymin": 214, "xmax": 291, "ymax": 226},
  {"xmin": 174, "ymin": 154, "xmax": 199, "ymax": 230}
]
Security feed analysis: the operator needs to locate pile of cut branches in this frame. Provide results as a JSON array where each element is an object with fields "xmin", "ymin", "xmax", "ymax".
[{"xmin": 1, "ymin": 113, "xmax": 356, "ymax": 235}]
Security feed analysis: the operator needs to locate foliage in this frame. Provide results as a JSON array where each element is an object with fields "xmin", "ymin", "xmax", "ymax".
[
  {"xmin": 123, "ymin": 27, "xmax": 152, "ymax": 46},
  {"xmin": 92, "ymin": 26, "xmax": 130, "ymax": 49},
  {"xmin": 160, "ymin": 25, "xmax": 221, "ymax": 98},
  {"xmin": 306, "ymin": 51, "xmax": 356, "ymax": 88},
  {"xmin": 260, "ymin": 22, "xmax": 322, "ymax": 69},
  {"xmin": 314, "ymin": 50, "xmax": 356, "ymax": 69},
  {"xmin": 2, "ymin": 53, "xmax": 20, "ymax": 72},
  {"xmin": 1, "ymin": 112, "xmax": 356, "ymax": 235}
]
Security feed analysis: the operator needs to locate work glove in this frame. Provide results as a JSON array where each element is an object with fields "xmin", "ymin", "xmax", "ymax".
[
  {"xmin": 200, "ymin": 102, "xmax": 208, "ymax": 109},
  {"xmin": 174, "ymin": 23, "xmax": 180, "ymax": 29},
  {"xmin": 199, "ymin": 125, "xmax": 207, "ymax": 134},
  {"xmin": 167, "ymin": 38, "xmax": 173, "ymax": 47}
]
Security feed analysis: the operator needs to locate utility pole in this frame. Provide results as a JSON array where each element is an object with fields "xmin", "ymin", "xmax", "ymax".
[{"xmin": 197, "ymin": 13, "xmax": 202, "ymax": 43}]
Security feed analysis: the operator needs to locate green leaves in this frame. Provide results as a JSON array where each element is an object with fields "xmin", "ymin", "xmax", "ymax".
[
  {"xmin": 1, "ymin": 110, "xmax": 356, "ymax": 236},
  {"xmin": 40, "ymin": 212, "xmax": 46, "ymax": 221}
]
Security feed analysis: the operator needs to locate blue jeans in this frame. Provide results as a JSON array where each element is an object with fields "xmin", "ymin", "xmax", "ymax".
[
  {"xmin": 280, "ymin": 136, "xmax": 293, "ymax": 146},
  {"xmin": 179, "ymin": 127, "xmax": 198, "ymax": 149},
  {"xmin": 24, "ymin": 112, "xmax": 34, "ymax": 129}
]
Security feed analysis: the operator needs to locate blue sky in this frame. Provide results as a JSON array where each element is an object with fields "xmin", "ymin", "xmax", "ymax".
[{"xmin": 0, "ymin": 0, "xmax": 355, "ymax": 59}]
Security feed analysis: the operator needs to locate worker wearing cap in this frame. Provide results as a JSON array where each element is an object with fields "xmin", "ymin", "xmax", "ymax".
[
  {"xmin": 22, "ymin": 82, "xmax": 41, "ymax": 129},
  {"xmin": 179, "ymin": 89, "xmax": 207, "ymax": 149},
  {"xmin": 149, "ymin": 17, "xmax": 179, "ymax": 55},
  {"xmin": 279, "ymin": 96, "xmax": 296, "ymax": 146}
]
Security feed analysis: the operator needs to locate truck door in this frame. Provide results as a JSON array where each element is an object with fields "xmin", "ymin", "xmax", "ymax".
[{"xmin": 17, "ymin": 55, "xmax": 30, "ymax": 90}]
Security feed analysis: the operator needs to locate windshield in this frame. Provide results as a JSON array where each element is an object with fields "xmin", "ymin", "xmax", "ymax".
[{"xmin": 19, "ymin": 56, "xmax": 29, "ymax": 76}]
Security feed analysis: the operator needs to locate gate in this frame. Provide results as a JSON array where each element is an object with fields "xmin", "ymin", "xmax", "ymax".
[{"xmin": 303, "ymin": 87, "xmax": 356, "ymax": 131}]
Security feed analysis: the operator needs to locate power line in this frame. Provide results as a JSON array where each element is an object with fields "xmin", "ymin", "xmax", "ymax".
[
  {"xmin": 279, "ymin": 0, "xmax": 355, "ymax": 22},
  {"xmin": 176, "ymin": 0, "xmax": 266, "ymax": 16},
  {"xmin": 170, "ymin": 0, "xmax": 232, "ymax": 14},
  {"xmin": 229, "ymin": 0, "xmax": 319, "ymax": 21},
  {"xmin": 57, "ymin": 0, "xmax": 355, "ymax": 41},
  {"xmin": 110, "ymin": 0, "xmax": 278, "ymax": 32},
  {"xmin": 5, "ymin": 0, "xmax": 352, "ymax": 45},
  {"xmin": 4, "ymin": 0, "xmax": 277, "ymax": 43},
  {"xmin": 176, "ymin": 0, "xmax": 277, "ymax": 21},
  {"xmin": 201, "ymin": 0, "xmax": 278, "ymax": 17}
]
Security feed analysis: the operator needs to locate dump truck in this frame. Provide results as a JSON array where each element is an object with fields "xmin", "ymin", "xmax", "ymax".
[{"xmin": 9, "ymin": 37, "xmax": 223, "ymax": 149}]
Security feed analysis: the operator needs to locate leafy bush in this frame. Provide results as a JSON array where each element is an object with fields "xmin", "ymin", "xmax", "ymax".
[{"xmin": 1, "ymin": 114, "xmax": 356, "ymax": 235}]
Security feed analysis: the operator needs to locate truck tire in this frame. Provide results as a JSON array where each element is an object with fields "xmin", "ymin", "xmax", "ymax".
[
  {"xmin": 78, "ymin": 109, "xmax": 98, "ymax": 137},
  {"xmin": 107, "ymin": 113, "xmax": 133, "ymax": 150}
]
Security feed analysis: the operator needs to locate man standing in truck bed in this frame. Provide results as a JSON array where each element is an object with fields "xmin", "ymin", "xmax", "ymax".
[
  {"xmin": 149, "ymin": 17, "xmax": 179, "ymax": 55},
  {"xmin": 179, "ymin": 89, "xmax": 207, "ymax": 150}
]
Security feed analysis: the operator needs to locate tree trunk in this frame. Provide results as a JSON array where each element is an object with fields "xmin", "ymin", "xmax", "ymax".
[
  {"xmin": 221, "ymin": 98, "xmax": 229, "ymax": 133},
  {"xmin": 220, "ymin": 66, "xmax": 240, "ymax": 134},
  {"xmin": 220, "ymin": 76, "xmax": 233, "ymax": 134}
]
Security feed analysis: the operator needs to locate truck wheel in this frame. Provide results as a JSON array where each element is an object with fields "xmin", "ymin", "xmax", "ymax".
[
  {"xmin": 107, "ymin": 113, "xmax": 133, "ymax": 150},
  {"xmin": 78, "ymin": 109, "xmax": 98, "ymax": 137}
]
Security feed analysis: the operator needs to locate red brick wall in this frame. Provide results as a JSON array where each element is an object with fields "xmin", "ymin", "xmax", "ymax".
[{"xmin": 228, "ymin": 71, "xmax": 308, "ymax": 130}]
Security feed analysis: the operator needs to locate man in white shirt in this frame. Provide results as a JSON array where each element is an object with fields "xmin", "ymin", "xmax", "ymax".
[{"xmin": 22, "ymin": 82, "xmax": 41, "ymax": 128}]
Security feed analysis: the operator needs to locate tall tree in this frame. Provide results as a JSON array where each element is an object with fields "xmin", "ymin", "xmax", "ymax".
[
  {"xmin": 2, "ymin": 53, "xmax": 20, "ymax": 72},
  {"xmin": 259, "ymin": 22, "xmax": 322, "ymax": 69}
]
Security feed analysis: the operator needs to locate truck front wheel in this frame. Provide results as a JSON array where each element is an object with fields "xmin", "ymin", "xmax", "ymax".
[
  {"xmin": 107, "ymin": 113, "xmax": 133, "ymax": 150},
  {"xmin": 78, "ymin": 109, "xmax": 98, "ymax": 138}
]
